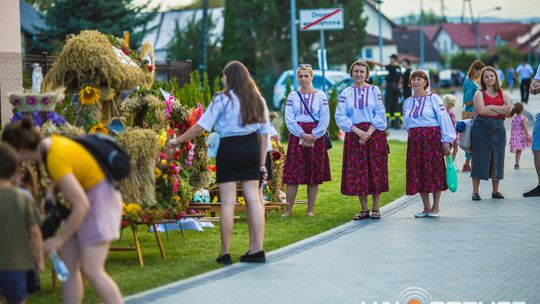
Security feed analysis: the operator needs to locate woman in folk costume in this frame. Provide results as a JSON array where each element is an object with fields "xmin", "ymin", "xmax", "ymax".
[
  {"xmin": 282, "ymin": 64, "xmax": 331, "ymax": 217},
  {"xmin": 403, "ymin": 70, "xmax": 456, "ymax": 218},
  {"xmin": 335, "ymin": 60, "xmax": 388, "ymax": 220}
]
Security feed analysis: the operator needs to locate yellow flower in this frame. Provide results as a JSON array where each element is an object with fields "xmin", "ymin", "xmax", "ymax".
[
  {"xmin": 154, "ymin": 168, "xmax": 162, "ymax": 178},
  {"xmin": 88, "ymin": 123, "xmax": 110, "ymax": 135},
  {"xmin": 158, "ymin": 129, "xmax": 168, "ymax": 148},
  {"xmin": 161, "ymin": 159, "xmax": 168, "ymax": 166},
  {"xmin": 79, "ymin": 86, "xmax": 101, "ymax": 106},
  {"xmin": 173, "ymin": 195, "xmax": 180, "ymax": 202},
  {"xmin": 212, "ymin": 196, "xmax": 218, "ymax": 203},
  {"xmin": 237, "ymin": 196, "xmax": 245, "ymax": 205},
  {"xmin": 162, "ymin": 174, "xmax": 168, "ymax": 180}
]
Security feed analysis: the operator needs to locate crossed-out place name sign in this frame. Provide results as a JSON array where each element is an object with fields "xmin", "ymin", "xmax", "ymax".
[{"xmin": 299, "ymin": 8, "xmax": 344, "ymax": 31}]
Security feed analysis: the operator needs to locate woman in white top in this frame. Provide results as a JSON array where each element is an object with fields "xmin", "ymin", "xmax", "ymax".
[
  {"xmin": 335, "ymin": 60, "xmax": 388, "ymax": 220},
  {"xmin": 168, "ymin": 61, "xmax": 269, "ymax": 264},
  {"xmin": 282, "ymin": 64, "xmax": 331, "ymax": 217},
  {"xmin": 403, "ymin": 70, "xmax": 455, "ymax": 218}
]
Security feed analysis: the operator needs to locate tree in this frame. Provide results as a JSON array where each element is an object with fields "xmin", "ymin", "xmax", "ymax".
[
  {"xmin": 177, "ymin": 0, "xmax": 224, "ymax": 9},
  {"xmin": 167, "ymin": 12, "xmax": 222, "ymax": 82},
  {"xmin": 26, "ymin": 0, "xmax": 54, "ymax": 12},
  {"xmin": 37, "ymin": 0, "xmax": 158, "ymax": 52},
  {"xmin": 327, "ymin": 85, "xmax": 339, "ymax": 140},
  {"xmin": 449, "ymin": 51, "xmax": 478, "ymax": 73}
]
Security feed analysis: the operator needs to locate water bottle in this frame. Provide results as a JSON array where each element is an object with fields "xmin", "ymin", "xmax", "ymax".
[{"xmin": 50, "ymin": 251, "xmax": 69, "ymax": 282}]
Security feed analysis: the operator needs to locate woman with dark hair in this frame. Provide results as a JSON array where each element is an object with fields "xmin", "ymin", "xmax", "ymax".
[
  {"xmin": 470, "ymin": 66, "xmax": 512, "ymax": 200},
  {"xmin": 282, "ymin": 64, "xmax": 331, "ymax": 218},
  {"xmin": 2, "ymin": 118, "xmax": 123, "ymax": 303},
  {"xmin": 168, "ymin": 61, "xmax": 269, "ymax": 264},
  {"xmin": 335, "ymin": 60, "xmax": 388, "ymax": 220},
  {"xmin": 462, "ymin": 59, "xmax": 486, "ymax": 172},
  {"xmin": 403, "ymin": 70, "xmax": 456, "ymax": 218}
]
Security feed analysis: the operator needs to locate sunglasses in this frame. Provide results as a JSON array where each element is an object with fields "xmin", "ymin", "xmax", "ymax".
[{"xmin": 297, "ymin": 64, "xmax": 312, "ymax": 68}]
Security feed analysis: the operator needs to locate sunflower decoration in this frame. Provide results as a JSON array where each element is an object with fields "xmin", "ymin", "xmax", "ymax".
[
  {"xmin": 79, "ymin": 86, "xmax": 101, "ymax": 106},
  {"xmin": 88, "ymin": 122, "xmax": 110, "ymax": 135}
]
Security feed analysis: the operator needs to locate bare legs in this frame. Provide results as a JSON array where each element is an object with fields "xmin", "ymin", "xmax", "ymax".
[
  {"xmin": 358, "ymin": 195, "xmax": 380, "ymax": 212},
  {"xmin": 419, "ymin": 191, "xmax": 441, "ymax": 213},
  {"xmin": 218, "ymin": 180, "xmax": 265, "ymax": 256},
  {"xmin": 61, "ymin": 237, "xmax": 122, "ymax": 304},
  {"xmin": 283, "ymin": 184, "xmax": 319, "ymax": 217},
  {"xmin": 515, "ymin": 150, "xmax": 522, "ymax": 167}
]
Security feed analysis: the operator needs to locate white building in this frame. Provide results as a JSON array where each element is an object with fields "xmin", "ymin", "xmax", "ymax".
[{"xmin": 360, "ymin": 0, "xmax": 398, "ymax": 64}]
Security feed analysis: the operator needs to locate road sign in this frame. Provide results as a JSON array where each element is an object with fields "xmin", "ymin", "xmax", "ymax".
[{"xmin": 299, "ymin": 8, "xmax": 344, "ymax": 31}]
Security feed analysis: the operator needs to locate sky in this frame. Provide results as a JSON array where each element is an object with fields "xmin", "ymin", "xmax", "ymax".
[{"xmin": 138, "ymin": 0, "xmax": 540, "ymax": 20}]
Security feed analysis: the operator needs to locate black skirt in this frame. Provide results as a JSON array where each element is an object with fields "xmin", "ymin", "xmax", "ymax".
[{"xmin": 216, "ymin": 133, "xmax": 260, "ymax": 183}]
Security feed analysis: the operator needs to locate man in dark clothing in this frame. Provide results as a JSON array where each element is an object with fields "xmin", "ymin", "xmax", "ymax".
[
  {"xmin": 401, "ymin": 58, "xmax": 412, "ymax": 100},
  {"xmin": 384, "ymin": 54, "xmax": 402, "ymax": 128}
]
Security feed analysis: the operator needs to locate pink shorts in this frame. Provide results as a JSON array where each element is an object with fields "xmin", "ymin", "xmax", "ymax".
[{"xmin": 76, "ymin": 181, "xmax": 122, "ymax": 247}]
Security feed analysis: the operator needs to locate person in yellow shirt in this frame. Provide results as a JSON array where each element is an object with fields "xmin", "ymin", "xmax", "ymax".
[{"xmin": 2, "ymin": 117, "xmax": 123, "ymax": 304}]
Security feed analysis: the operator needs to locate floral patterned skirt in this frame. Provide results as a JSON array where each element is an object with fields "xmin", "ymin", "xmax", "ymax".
[
  {"xmin": 406, "ymin": 126, "xmax": 448, "ymax": 195},
  {"xmin": 341, "ymin": 123, "xmax": 389, "ymax": 196},
  {"xmin": 282, "ymin": 122, "xmax": 331, "ymax": 185}
]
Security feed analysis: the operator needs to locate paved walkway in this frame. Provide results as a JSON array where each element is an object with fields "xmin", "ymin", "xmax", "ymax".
[{"xmin": 126, "ymin": 89, "xmax": 540, "ymax": 304}]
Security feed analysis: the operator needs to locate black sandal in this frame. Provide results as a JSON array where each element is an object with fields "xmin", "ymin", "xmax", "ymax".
[
  {"xmin": 370, "ymin": 209, "xmax": 381, "ymax": 220},
  {"xmin": 353, "ymin": 210, "xmax": 370, "ymax": 220},
  {"xmin": 472, "ymin": 193, "xmax": 481, "ymax": 201},
  {"xmin": 492, "ymin": 192, "xmax": 504, "ymax": 199}
]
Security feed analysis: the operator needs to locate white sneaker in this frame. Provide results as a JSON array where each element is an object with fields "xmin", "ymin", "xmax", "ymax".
[
  {"xmin": 428, "ymin": 212, "xmax": 440, "ymax": 218},
  {"xmin": 414, "ymin": 212, "xmax": 430, "ymax": 218}
]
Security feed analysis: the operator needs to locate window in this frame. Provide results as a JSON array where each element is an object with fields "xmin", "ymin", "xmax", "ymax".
[{"xmin": 365, "ymin": 48, "xmax": 373, "ymax": 59}]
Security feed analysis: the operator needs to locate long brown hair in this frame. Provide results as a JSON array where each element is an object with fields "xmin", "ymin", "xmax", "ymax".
[
  {"xmin": 479, "ymin": 66, "xmax": 501, "ymax": 92},
  {"xmin": 508, "ymin": 102, "xmax": 524, "ymax": 117},
  {"xmin": 222, "ymin": 61, "xmax": 267, "ymax": 125},
  {"xmin": 1, "ymin": 116, "xmax": 41, "ymax": 151},
  {"xmin": 467, "ymin": 60, "xmax": 486, "ymax": 80}
]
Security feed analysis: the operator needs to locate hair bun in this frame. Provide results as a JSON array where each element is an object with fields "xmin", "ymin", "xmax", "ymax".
[{"xmin": 20, "ymin": 116, "xmax": 35, "ymax": 129}]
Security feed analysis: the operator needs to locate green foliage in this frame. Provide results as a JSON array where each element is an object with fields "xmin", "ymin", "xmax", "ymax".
[
  {"xmin": 26, "ymin": 0, "xmax": 54, "ymax": 12},
  {"xmin": 399, "ymin": 9, "xmax": 446, "ymax": 26},
  {"xmin": 280, "ymin": 77, "xmax": 292, "ymax": 141},
  {"xmin": 450, "ymin": 51, "xmax": 478, "ymax": 72},
  {"xmin": 202, "ymin": 73, "xmax": 212, "ymax": 107},
  {"xmin": 166, "ymin": 10, "xmax": 222, "ymax": 82},
  {"xmin": 176, "ymin": 0, "xmax": 224, "ymax": 9},
  {"xmin": 481, "ymin": 45, "xmax": 525, "ymax": 71},
  {"xmin": 327, "ymin": 85, "xmax": 339, "ymax": 140},
  {"xmin": 37, "ymin": 0, "xmax": 158, "ymax": 52},
  {"xmin": 213, "ymin": 76, "xmax": 222, "ymax": 97}
]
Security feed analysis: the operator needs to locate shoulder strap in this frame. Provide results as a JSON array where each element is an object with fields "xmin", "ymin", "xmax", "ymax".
[{"xmin": 296, "ymin": 91, "xmax": 318, "ymax": 123}]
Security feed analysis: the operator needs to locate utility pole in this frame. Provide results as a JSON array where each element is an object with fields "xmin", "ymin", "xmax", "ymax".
[
  {"xmin": 376, "ymin": 0, "xmax": 383, "ymax": 63},
  {"xmin": 420, "ymin": 0, "xmax": 425, "ymax": 68},
  {"xmin": 198, "ymin": 0, "xmax": 209, "ymax": 83},
  {"xmin": 290, "ymin": 0, "xmax": 298, "ymax": 89}
]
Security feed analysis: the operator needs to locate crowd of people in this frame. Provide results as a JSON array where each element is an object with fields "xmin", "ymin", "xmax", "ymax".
[{"xmin": 1, "ymin": 53, "xmax": 540, "ymax": 303}]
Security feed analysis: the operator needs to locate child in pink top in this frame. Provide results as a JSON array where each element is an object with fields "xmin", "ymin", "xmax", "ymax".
[{"xmin": 508, "ymin": 102, "xmax": 532, "ymax": 168}]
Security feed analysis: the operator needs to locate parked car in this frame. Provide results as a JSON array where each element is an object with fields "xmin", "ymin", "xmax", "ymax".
[
  {"xmin": 272, "ymin": 69, "xmax": 349, "ymax": 109},
  {"xmin": 334, "ymin": 68, "xmax": 389, "ymax": 95}
]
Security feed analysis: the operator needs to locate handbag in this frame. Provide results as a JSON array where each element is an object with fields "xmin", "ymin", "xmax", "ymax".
[
  {"xmin": 446, "ymin": 155, "xmax": 458, "ymax": 192},
  {"xmin": 296, "ymin": 91, "xmax": 332, "ymax": 150},
  {"xmin": 458, "ymin": 118, "xmax": 474, "ymax": 153}
]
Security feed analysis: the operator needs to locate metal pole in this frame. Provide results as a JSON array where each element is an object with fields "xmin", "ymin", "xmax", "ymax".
[
  {"xmin": 290, "ymin": 0, "xmax": 298, "ymax": 89},
  {"xmin": 320, "ymin": 30, "xmax": 326, "ymax": 94},
  {"xmin": 198, "ymin": 0, "xmax": 209, "ymax": 83},
  {"xmin": 419, "ymin": 0, "xmax": 425, "ymax": 68},
  {"xmin": 476, "ymin": 18, "xmax": 481, "ymax": 59},
  {"xmin": 377, "ymin": 0, "xmax": 383, "ymax": 63}
]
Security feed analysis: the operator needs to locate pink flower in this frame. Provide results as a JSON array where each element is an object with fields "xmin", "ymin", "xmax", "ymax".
[
  {"xmin": 26, "ymin": 96, "xmax": 37, "ymax": 106},
  {"xmin": 159, "ymin": 152, "xmax": 167, "ymax": 159},
  {"xmin": 41, "ymin": 97, "xmax": 51, "ymax": 105},
  {"xmin": 172, "ymin": 179, "xmax": 179, "ymax": 193}
]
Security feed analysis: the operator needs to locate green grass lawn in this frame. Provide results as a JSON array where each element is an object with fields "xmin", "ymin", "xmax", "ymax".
[{"xmin": 30, "ymin": 140, "xmax": 407, "ymax": 303}]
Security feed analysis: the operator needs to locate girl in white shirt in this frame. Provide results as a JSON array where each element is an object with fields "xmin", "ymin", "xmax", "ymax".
[
  {"xmin": 335, "ymin": 60, "xmax": 388, "ymax": 220},
  {"xmin": 168, "ymin": 61, "xmax": 269, "ymax": 264},
  {"xmin": 403, "ymin": 70, "xmax": 455, "ymax": 218},
  {"xmin": 282, "ymin": 64, "xmax": 331, "ymax": 217}
]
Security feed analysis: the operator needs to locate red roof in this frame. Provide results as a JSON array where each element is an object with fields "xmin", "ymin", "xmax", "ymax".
[
  {"xmin": 408, "ymin": 25, "xmax": 440, "ymax": 41},
  {"xmin": 436, "ymin": 23, "xmax": 530, "ymax": 49}
]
